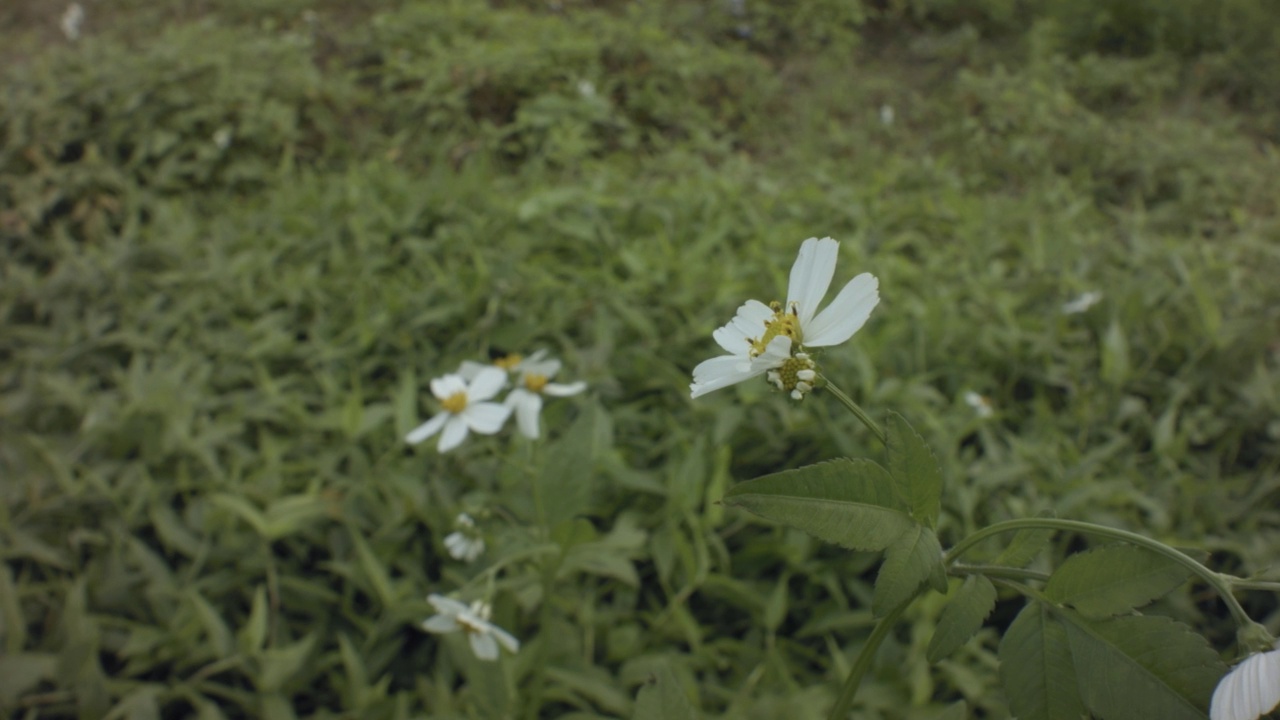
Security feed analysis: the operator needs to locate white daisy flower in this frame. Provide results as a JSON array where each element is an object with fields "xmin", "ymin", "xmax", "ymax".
[
  {"xmin": 504, "ymin": 356, "xmax": 587, "ymax": 439},
  {"xmin": 443, "ymin": 513, "xmax": 485, "ymax": 563},
  {"xmin": 963, "ymin": 391, "xmax": 994, "ymax": 418},
  {"xmin": 1061, "ymin": 290, "xmax": 1103, "ymax": 315},
  {"xmin": 690, "ymin": 237, "xmax": 879, "ymax": 399},
  {"xmin": 1211, "ymin": 642, "xmax": 1280, "ymax": 720},
  {"xmin": 404, "ymin": 367, "xmax": 511, "ymax": 452},
  {"xmin": 458, "ymin": 349, "xmax": 547, "ymax": 381},
  {"xmin": 421, "ymin": 594, "xmax": 520, "ymax": 661}
]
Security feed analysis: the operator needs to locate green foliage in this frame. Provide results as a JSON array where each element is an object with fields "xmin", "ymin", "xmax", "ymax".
[
  {"xmin": 1044, "ymin": 544, "xmax": 1191, "ymax": 618},
  {"xmin": 2, "ymin": 0, "xmax": 1278, "ymax": 717}
]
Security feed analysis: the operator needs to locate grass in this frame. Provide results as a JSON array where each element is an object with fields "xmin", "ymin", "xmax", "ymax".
[{"xmin": 2, "ymin": 0, "xmax": 1280, "ymax": 718}]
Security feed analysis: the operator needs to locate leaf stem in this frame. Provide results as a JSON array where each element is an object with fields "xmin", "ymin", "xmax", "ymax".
[
  {"xmin": 828, "ymin": 599, "xmax": 910, "ymax": 720},
  {"xmin": 946, "ymin": 517, "xmax": 1254, "ymax": 630},
  {"xmin": 821, "ymin": 377, "xmax": 887, "ymax": 446}
]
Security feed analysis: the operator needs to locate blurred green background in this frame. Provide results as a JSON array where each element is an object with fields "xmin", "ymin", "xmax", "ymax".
[{"xmin": 2, "ymin": 0, "xmax": 1279, "ymax": 718}]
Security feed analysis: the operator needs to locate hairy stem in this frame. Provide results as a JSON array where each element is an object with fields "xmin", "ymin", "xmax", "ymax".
[{"xmin": 821, "ymin": 378, "xmax": 887, "ymax": 446}]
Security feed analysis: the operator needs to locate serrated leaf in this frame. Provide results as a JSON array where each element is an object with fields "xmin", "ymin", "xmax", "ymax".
[
  {"xmin": 874, "ymin": 524, "xmax": 947, "ymax": 616},
  {"xmin": 999, "ymin": 602, "xmax": 1086, "ymax": 720},
  {"xmin": 886, "ymin": 412, "xmax": 943, "ymax": 528},
  {"xmin": 722, "ymin": 458, "xmax": 913, "ymax": 552},
  {"xmin": 632, "ymin": 663, "xmax": 697, "ymax": 720},
  {"xmin": 993, "ymin": 519, "xmax": 1054, "ymax": 568},
  {"xmin": 540, "ymin": 401, "xmax": 609, "ymax": 526},
  {"xmin": 1045, "ymin": 545, "xmax": 1191, "ymax": 618},
  {"xmin": 928, "ymin": 575, "xmax": 997, "ymax": 663},
  {"xmin": 1062, "ymin": 612, "xmax": 1225, "ymax": 719}
]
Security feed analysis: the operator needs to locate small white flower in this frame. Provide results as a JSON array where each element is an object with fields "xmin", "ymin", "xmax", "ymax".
[
  {"xmin": 443, "ymin": 513, "xmax": 485, "ymax": 562},
  {"xmin": 963, "ymin": 391, "xmax": 994, "ymax": 418},
  {"xmin": 460, "ymin": 351, "xmax": 585, "ymax": 439},
  {"xmin": 421, "ymin": 594, "xmax": 520, "ymax": 661},
  {"xmin": 504, "ymin": 357, "xmax": 586, "ymax": 439},
  {"xmin": 1061, "ymin": 290, "xmax": 1103, "ymax": 315},
  {"xmin": 405, "ymin": 367, "xmax": 511, "ymax": 452},
  {"xmin": 690, "ymin": 237, "xmax": 879, "ymax": 399},
  {"xmin": 879, "ymin": 104, "xmax": 895, "ymax": 126},
  {"xmin": 212, "ymin": 127, "xmax": 233, "ymax": 151},
  {"xmin": 577, "ymin": 80, "xmax": 596, "ymax": 98},
  {"xmin": 61, "ymin": 3, "xmax": 85, "ymax": 41},
  {"xmin": 1211, "ymin": 643, "xmax": 1280, "ymax": 720}
]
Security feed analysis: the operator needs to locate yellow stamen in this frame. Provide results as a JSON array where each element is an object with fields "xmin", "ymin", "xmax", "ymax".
[
  {"xmin": 749, "ymin": 301, "xmax": 802, "ymax": 357},
  {"xmin": 441, "ymin": 391, "xmax": 468, "ymax": 413},
  {"xmin": 492, "ymin": 354, "xmax": 522, "ymax": 370},
  {"xmin": 524, "ymin": 373, "xmax": 549, "ymax": 393}
]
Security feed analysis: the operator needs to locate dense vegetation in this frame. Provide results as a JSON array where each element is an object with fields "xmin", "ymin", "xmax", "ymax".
[{"xmin": 3, "ymin": 0, "xmax": 1279, "ymax": 717}]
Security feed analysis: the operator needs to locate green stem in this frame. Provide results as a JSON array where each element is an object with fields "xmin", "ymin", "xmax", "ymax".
[
  {"xmin": 946, "ymin": 517, "xmax": 1254, "ymax": 630},
  {"xmin": 821, "ymin": 378, "xmax": 887, "ymax": 446},
  {"xmin": 828, "ymin": 599, "xmax": 910, "ymax": 720}
]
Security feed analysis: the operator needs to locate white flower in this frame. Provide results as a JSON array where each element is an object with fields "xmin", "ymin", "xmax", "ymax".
[
  {"xmin": 61, "ymin": 3, "xmax": 85, "ymax": 41},
  {"xmin": 879, "ymin": 104, "xmax": 895, "ymax": 126},
  {"xmin": 443, "ymin": 513, "xmax": 485, "ymax": 562},
  {"xmin": 690, "ymin": 237, "xmax": 879, "ymax": 399},
  {"xmin": 460, "ymin": 351, "xmax": 586, "ymax": 439},
  {"xmin": 504, "ymin": 357, "xmax": 586, "ymax": 439},
  {"xmin": 421, "ymin": 594, "xmax": 520, "ymax": 661},
  {"xmin": 963, "ymin": 391, "xmax": 994, "ymax": 418},
  {"xmin": 404, "ymin": 367, "xmax": 511, "ymax": 452},
  {"xmin": 1061, "ymin": 291, "xmax": 1103, "ymax": 315},
  {"xmin": 1211, "ymin": 643, "xmax": 1280, "ymax": 720}
]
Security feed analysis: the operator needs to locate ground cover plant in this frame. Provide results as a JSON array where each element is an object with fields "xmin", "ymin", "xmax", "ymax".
[{"xmin": 3, "ymin": 0, "xmax": 1280, "ymax": 718}]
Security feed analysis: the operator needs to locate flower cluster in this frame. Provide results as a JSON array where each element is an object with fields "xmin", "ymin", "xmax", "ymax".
[
  {"xmin": 690, "ymin": 237, "xmax": 879, "ymax": 400},
  {"xmin": 405, "ymin": 350, "xmax": 586, "ymax": 452}
]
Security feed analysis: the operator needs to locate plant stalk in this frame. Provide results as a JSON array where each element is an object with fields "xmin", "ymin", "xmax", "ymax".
[{"xmin": 821, "ymin": 378, "xmax": 887, "ymax": 446}]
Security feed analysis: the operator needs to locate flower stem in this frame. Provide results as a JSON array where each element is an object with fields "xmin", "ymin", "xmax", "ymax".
[
  {"xmin": 828, "ymin": 599, "xmax": 910, "ymax": 720},
  {"xmin": 945, "ymin": 517, "xmax": 1255, "ymax": 630},
  {"xmin": 821, "ymin": 377, "xmax": 887, "ymax": 446}
]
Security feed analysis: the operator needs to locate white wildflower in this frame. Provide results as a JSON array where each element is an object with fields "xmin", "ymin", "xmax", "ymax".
[
  {"xmin": 1061, "ymin": 291, "xmax": 1103, "ymax": 315},
  {"xmin": 404, "ymin": 368, "xmax": 511, "ymax": 452},
  {"xmin": 963, "ymin": 391, "xmax": 994, "ymax": 418},
  {"xmin": 61, "ymin": 3, "xmax": 85, "ymax": 41},
  {"xmin": 443, "ymin": 513, "xmax": 485, "ymax": 563},
  {"xmin": 1211, "ymin": 642, "xmax": 1280, "ymax": 720},
  {"xmin": 421, "ymin": 594, "xmax": 520, "ymax": 661}
]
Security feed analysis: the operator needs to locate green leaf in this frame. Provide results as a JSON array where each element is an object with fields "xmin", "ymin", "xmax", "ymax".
[
  {"xmin": 257, "ymin": 634, "xmax": 316, "ymax": 693},
  {"xmin": 721, "ymin": 458, "xmax": 913, "ymax": 552},
  {"xmin": 237, "ymin": 586, "xmax": 270, "ymax": 654},
  {"xmin": 873, "ymin": 524, "xmax": 947, "ymax": 616},
  {"xmin": 886, "ymin": 412, "xmax": 943, "ymax": 528},
  {"xmin": 1061, "ymin": 612, "xmax": 1225, "ymax": 719},
  {"xmin": 209, "ymin": 494, "xmax": 269, "ymax": 538},
  {"xmin": 186, "ymin": 590, "xmax": 234, "ymax": 659},
  {"xmin": 540, "ymin": 401, "xmax": 610, "ymax": 526},
  {"xmin": 993, "ymin": 519, "xmax": 1054, "ymax": 568},
  {"xmin": 0, "ymin": 564, "xmax": 26, "ymax": 652},
  {"xmin": 999, "ymin": 602, "xmax": 1086, "ymax": 720},
  {"xmin": 0, "ymin": 653, "xmax": 56, "ymax": 708},
  {"xmin": 348, "ymin": 528, "xmax": 399, "ymax": 607},
  {"xmin": 632, "ymin": 663, "xmax": 697, "ymax": 720},
  {"xmin": 1044, "ymin": 545, "xmax": 1191, "ymax": 618},
  {"xmin": 928, "ymin": 575, "xmax": 997, "ymax": 663}
]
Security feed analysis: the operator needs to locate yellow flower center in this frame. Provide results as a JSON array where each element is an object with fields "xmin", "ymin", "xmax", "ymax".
[
  {"xmin": 493, "ymin": 354, "xmax": 522, "ymax": 370},
  {"xmin": 749, "ymin": 301, "xmax": 802, "ymax": 357},
  {"xmin": 523, "ymin": 373, "xmax": 549, "ymax": 392},
  {"xmin": 766, "ymin": 352, "xmax": 818, "ymax": 399},
  {"xmin": 441, "ymin": 391, "xmax": 468, "ymax": 413}
]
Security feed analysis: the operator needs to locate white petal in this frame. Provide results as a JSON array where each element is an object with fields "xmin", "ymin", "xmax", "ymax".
[
  {"xmin": 690, "ymin": 355, "xmax": 763, "ymax": 398},
  {"xmin": 803, "ymin": 272, "xmax": 879, "ymax": 348},
  {"xmin": 511, "ymin": 392, "xmax": 542, "ymax": 439},
  {"xmin": 444, "ymin": 532, "xmax": 468, "ymax": 559},
  {"xmin": 543, "ymin": 381, "xmax": 586, "ymax": 397},
  {"xmin": 422, "ymin": 614, "xmax": 461, "ymax": 634},
  {"xmin": 456, "ymin": 360, "xmax": 490, "ymax": 381},
  {"xmin": 1211, "ymin": 649, "xmax": 1280, "ymax": 720},
  {"xmin": 749, "ymin": 335, "xmax": 792, "ymax": 372},
  {"xmin": 737, "ymin": 299, "xmax": 774, "ymax": 325},
  {"xmin": 405, "ymin": 412, "xmax": 450, "ymax": 445},
  {"xmin": 523, "ymin": 358, "xmax": 562, "ymax": 379},
  {"xmin": 437, "ymin": 415, "xmax": 470, "ymax": 452},
  {"xmin": 464, "ymin": 402, "xmax": 511, "ymax": 434},
  {"xmin": 469, "ymin": 632, "xmax": 499, "ymax": 661},
  {"xmin": 468, "ymin": 367, "xmax": 508, "ymax": 402},
  {"xmin": 786, "ymin": 237, "xmax": 838, "ymax": 328},
  {"xmin": 427, "ymin": 594, "xmax": 469, "ymax": 615},
  {"xmin": 491, "ymin": 626, "xmax": 520, "ymax": 654},
  {"xmin": 713, "ymin": 324, "xmax": 753, "ymax": 356},
  {"xmin": 430, "ymin": 374, "xmax": 466, "ymax": 400}
]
